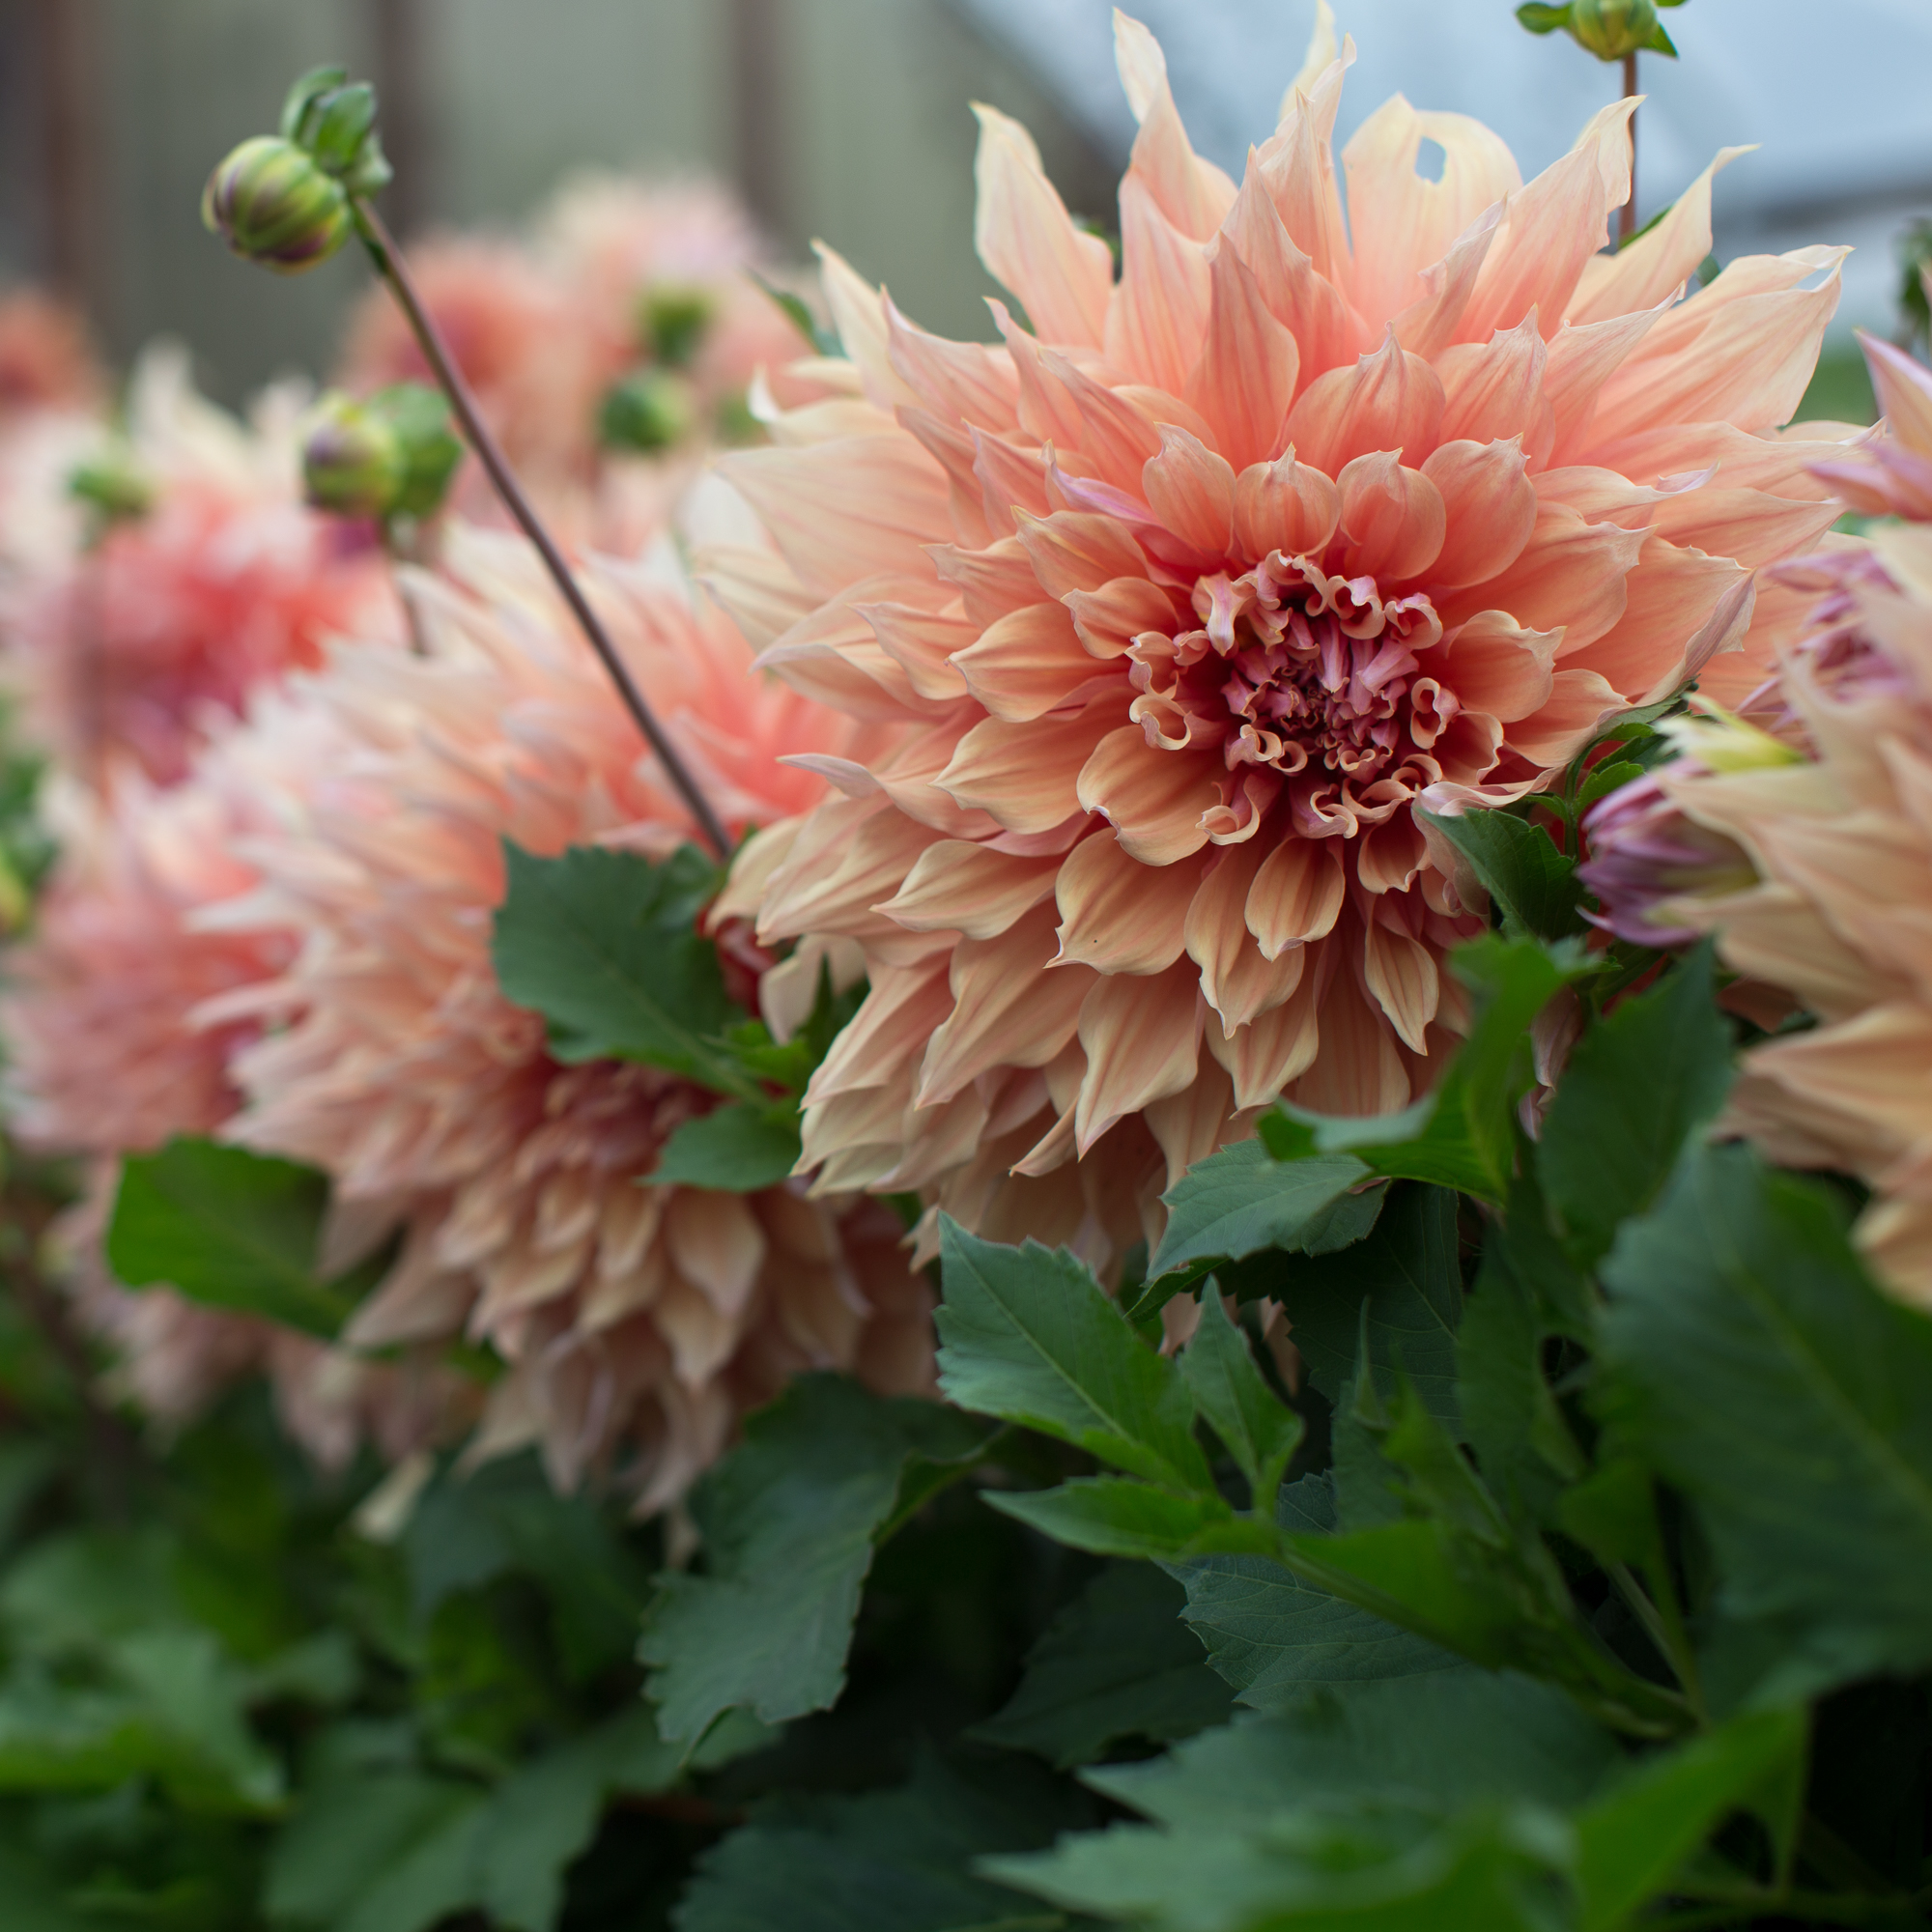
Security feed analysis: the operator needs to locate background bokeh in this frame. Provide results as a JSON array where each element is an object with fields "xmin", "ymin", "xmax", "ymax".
[{"xmin": 0, "ymin": 0, "xmax": 1920, "ymax": 415}]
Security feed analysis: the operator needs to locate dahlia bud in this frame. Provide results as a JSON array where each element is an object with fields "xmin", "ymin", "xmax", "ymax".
[
  {"xmin": 1577, "ymin": 771, "xmax": 1755, "ymax": 947},
  {"xmin": 1515, "ymin": 0, "xmax": 1684, "ymax": 59},
  {"xmin": 640, "ymin": 285, "xmax": 715, "ymax": 368},
  {"xmin": 68, "ymin": 447, "xmax": 155, "ymax": 526},
  {"xmin": 277, "ymin": 66, "xmax": 392, "ymax": 197},
  {"xmin": 598, "ymin": 368, "xmax": 696, "ymax": 454},
  {"xmin": 302, "ymin": 384, "xmax": 462, "ymax": 524},
  {"xmin": 201, "ymin": 136, "xmax": 352, "ymax": 274}
]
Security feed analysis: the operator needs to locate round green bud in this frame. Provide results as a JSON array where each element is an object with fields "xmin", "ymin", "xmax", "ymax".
[
  {"xmin": 67, "ymin": 449, "xmax": 156, "ymax": 526},
  {"xmin": 1569, "ymin": 0, "xmax": 1661, "ymax": 57},
  {"xmin": 639, "ymin": 285, "xmax": 715, "ymax": 369},
  {"xmin": 302, "ymin": 393, "xmax": 406, "ymax": 518},
  {"xmin": 598, "ymin": 368, "xmax": 697, "ymax": 455},
  {"xmin": 202, "ymin": 135, "xmax": 353, "ymax": 274}
]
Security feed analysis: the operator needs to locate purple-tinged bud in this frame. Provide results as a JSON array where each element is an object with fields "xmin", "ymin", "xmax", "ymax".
[
  {"xmin": 1577, "ymin": 770, "xmax": 1755, "ymax": 948},
  {"xmin": 301, "ymin": 392, "xmax": 406, "ymax": 519},
  {"xmin": 202, "ymin": 136, "xmax": 352, "ymax": 274}
]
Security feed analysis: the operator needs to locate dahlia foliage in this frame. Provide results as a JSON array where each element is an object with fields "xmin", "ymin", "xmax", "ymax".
[{"xmin": 716, "ymin": 15, "xmax": 1851, "ymax": 1272}]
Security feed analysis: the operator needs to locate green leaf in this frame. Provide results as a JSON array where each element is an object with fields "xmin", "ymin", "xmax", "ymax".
[
  {"xmin": 106, "ymin": 1139, "xmax": 356, "ymax": 1339},
  {"xmin": 1574, "ymin": 1707, "xmax": 1808, "ymax": 1931},
  {"xmin": 1575, "ymin": 757, "xmax": 1646, "ymax": 814},
  {"xmin": 1176, "ymin": 1475, "xmax": 1461, "ymax": 1703},
  {"xmin": 646, "ymin": 1102, "xmax": 802, "ymax": 1191},
  {"xmin": 677, "ymin": 1751, "xmax": 1091, "ymax": 1932},
  {"xmin": 1146, "ymin": 1143, "xmax": 1376, "ymax": 1283},
  {"xmin": 1420, "ymin": 806, "xmax": 1584, "ymax": 941},
  {"xmin": 1539, "ymin": 942, "xmax": 1732, "ymax": 1265},
  {"xmin": 971, "ymin": 1562, "xmax": 1233, "ymax": 1768},
  {"xmin": 936, "ymin": 1220, "xmax": 1212, "ymax": 1492},
  {"xmin": 1601, "ymin": 1143, "xmax": 1932, "ymax": 1700},
  {"xmin": 1261, "ymin": 937, "xmax": 1573, "ymax": 1201},
  {"xmin": 1272, "ymin": 1183, "xmax": 1463, "ymax": 1424},
  {"xmin": 1178, "ymin": 1292, "xmax": 1302, "ymax": 1507},
  {"xmin": 747, "ymin": 268, "xmax": 843, "ymax": 359},
  {"xmin": 987, "ymin": 1478, "xmax": 1239, "ymax": 1562},
  {"xmin": 639, "ymin": 1376, "xmax": 993, "ymax": 1741},
  {"xmin": 1515, "ymin": 1, "xmax": 1575, "ymax": 31},
  {"xmin": 490, "ymin": 840, "xmax": 753, "ymax": 1095}
]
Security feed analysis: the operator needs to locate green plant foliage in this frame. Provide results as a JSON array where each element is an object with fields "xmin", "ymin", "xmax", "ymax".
[
  {"xmin": 646, "ymin": 1102, "xmax": 802, "ymax": 1192},
  {"xmin": 1420, "ymin": 806, "xmax": 1586, "ymax": 941},
  {"xmin": 639, "ymin": 1376, "xmax": 996, "ymax": 1740},
  {"xmin": 106, "ymin": 1139, "xmax": 368, "ymax": 1338}
]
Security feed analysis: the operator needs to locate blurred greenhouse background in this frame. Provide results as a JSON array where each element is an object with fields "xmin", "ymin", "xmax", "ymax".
[{"xmin": 0, "ymin": 0, "xmax": 1926, "ymax": 417}]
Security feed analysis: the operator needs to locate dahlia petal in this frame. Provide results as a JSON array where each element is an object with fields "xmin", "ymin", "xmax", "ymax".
[
  {"xmin": 876, "ymin": 838, "xmax": 1059, "ymax": 937},
  {"xmin": 972, "ymin": 428, "xmax": 1054, "ymax": 531},
  {"xmin": 1293, "ymin": 958, "xmax": 1412, "ymax": 1116},
  {"xmin": 1422, "ymin": 438, "xmax": 1538, "ymax": 589},
  {"xmin": 666, "ymin": 1188, "xmax": 765, "ymax": 1321},
  {"xmin": 1507, "ymin": 665, "xmax": 1625, "ymax": 764},
  {"xmin": 1245, "ymin": 836, "xmax": 1346, "ymax": 958},
  {"xmin": 897, "ymin": 407, "xmax": 998, "ymax": 548},
  {"xmin": 1390, "ymin": 205, "xmax": 1501, "ymax": 363},
  {"xmin": 1435, "ymin": 314, "xmax": 1552, "ymax": 452},
  {"xmin": 1284, "ymin": 331, "xmax": 1446, "ymax": 475},
  {"xmin": 1337, "ymin": 452, "xmax": 1446, "ymax": 583},
  {"xmin": 1106, "ymin": 176, "xmax": 1213, "ymax": 397},
  {"xmin": 1341, "ymin": 95, "xmax": 1519, "ymax": 332},
  {"xmin": 1013, "ymin": 509, "xmax": 1150, "ymax": 597},
  {"xmin": 953, "ymin": 601, "xmax": 1114, "ymax": 722},
  {"xmin": 1143, "ymin": 425, "xmax": 1238, "ymax": 554},
  {"xmin": 1253, "ymin": 81, "xmax": 1350, "ymax": 284},
  {"xmin": 1204, "ymin": 959, "xmax": 1323, "ymax": 1108},
  {"xmin": 1046, "ymin": 349, "xmax": 1166, "ymax": 492},
  {"xmin": 1186, "ymin": 839, "xmax": 1307, "ymax": 1033},
  {"xmin": 1567, "ymin": 146, "xmax": 1752, "ymax": 326},
  {"xmin": 1144, "ymin": 1062, "xmax": 1240, "ymax": 1193},
  {"xmin": 815, "ymin": 243, "xmax": 921, "ymax": 412},
  {"xmin": 971, "ymin": 103, "xmax": 1114, "ymax": 349},
  {"xmin": 1073, "ymin": 960, "xmax": 1204, "ymax": 1152},
  {"xmin": 1440, "ymin": 498, "xmax": 1642, "ymax": 650},
  {"xmin": 1186, "ymin": 244, "xmax": 1300, "ymax": 470},
  {"xmin": 1859, "ymin": 332, "xmax": 1932, "ymax": 463},
  {"xmin": 1066, "ymin": 574, "xmax": 1182, "ymax": 659},
  {"xmin": 1436, "ymin": 610, "xmax": 1560, "ymax": 723},
  {"xmin": 1460, "ymin": 99, "xmax": 1636, "ymax": 344},
  {"xmin": 930, "ymin": 535, "xmax": 1044, "ymax": 625},
  {"xmin": 1577, "ymin": 540, "xmax": 1750, "ymax": 700},
  {"xmin": 1646, "ymin": 487, "xmax": 1841, "ymax": 571},
  {"xmin": 1054, "ymin": 830, "xmax": 1197, "ymax": 974},
  {"xmin": 721, "ymin": 437, "xmax": 952, "ymax": 595},
  {"xmin": 693, "ymin": 544, "xmax": 817, "ymax": 651},
  {"xmin": 1114, "ymin": 11, "xmax": 1238, "ymax": 241},
  {"xmin": 1362, "ymin": 908, "xmax": 1439, "ymax": 1053},
  {"xmin": 806, "ymin": 961, "xmax": 952, "ymax": 1102},
  {"xmin": 857, "ymin": 599, "xmax": 974, "ymax": 702},
  {"xmin": 884, "ymin": 294, "xmax": 1021, "ymax": 432},
  {"xmin": 1222, "ymin": 160, "xmax": 1364, "ymax": 388},
  {"xmin": 1233, "ymin": 450, "xmax": 1343, "ymax": 558},
  {"xmin": 941, "ymin": 704, "xmax": 1121, "ymax": 832},
  {"xmin": 1077, "ymin": 726, "xmax": 1219, "ymax": 865},
  {"xmin": 920, "ymin": 902, "xmax": 1093, "ymax": 1104},
  {"xmin": 1355, "ymin": 812, "xmax": 1430, "ymax": 895},
  {"xmin": 1542, "ymin": 306, "xmax": 1662, "ymax": 460}
]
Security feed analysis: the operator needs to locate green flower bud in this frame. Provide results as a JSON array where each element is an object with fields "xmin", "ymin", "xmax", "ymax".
[
  {"xmin": 202, "ymin": 135, "xmax": 352, "ymax": 273},
  {"xmin": 302, "ymin": 384, "xmax": 463, "ymax": 524},
  {"xmin": 1515, "ymin": 0, "xmax": 1684, "ymax": 59},
  {"xmin": 598, "ymin": 369, "xmax": 696, "ymax": 455},
  {"xmin": 68, "ymin": 448, "xmax": 155, "ymax": 525},
  {"xmin": 279, "ymin": 65, "xmax": 392, "ymax": 197},
  {"xmin": 639, "ymin": 285, "xmax": 715, "ymax": 368}
]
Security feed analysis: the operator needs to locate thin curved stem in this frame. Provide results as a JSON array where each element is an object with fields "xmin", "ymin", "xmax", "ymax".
[{"xmin": 348, "ymin": 199, "xmax": 733, "ymax": 862}]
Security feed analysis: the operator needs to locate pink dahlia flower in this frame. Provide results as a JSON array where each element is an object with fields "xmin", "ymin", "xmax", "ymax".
[
  {"xmin": 2, "ymin": 348, "xmax": 398, "ymax": 786},
  {"xmin": 213, "ymin": 529, "xmax": 931, "ymax": 1510},
  {"xmin": 708, "ymin": 14, "xmax": 1856, "ymax": 1271},
  {"xmin": 0, "ymin": 291, "xmax": 102, "ymax": 422},
  {"xmin": 1638, "ymin": 334, "xmax": 1932, "ymax": 1306}
]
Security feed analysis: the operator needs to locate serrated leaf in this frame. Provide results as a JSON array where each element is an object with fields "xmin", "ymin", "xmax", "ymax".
[
  {"xmin": 1147, "ymin": 1143, "xmax": 1376, "ymax": 1284},
  {"xmin": 936, "ymin": 1221, "xmax": 1211, "ymax": 1492},
  {"xmin": 646, "ymin": 1103, "xmax": 801, "ymax": 1191},
  {"xmin": 490, "ymin": 841, "xmax": 752, "ymax": 1095},
  {"xmin": 971, "ymin": 1563, "xmax": 1232, "ymax": 1768},
  {"xmin": 1601, "ymin": 1143, "xmax": 1932, "ymax": 1701},
  {"xmin": 1576, "ymin": 757, "xmax": 1646, "ymax": 814},
  {"xmin": 1178, "ymin": 1293, "xmax": 1301, "ymax": 1507},
  {"xmin": 1421, "ymin": 806, "xmax": 1584, "ymax": 941},
  {"xmin": 106, "ymin": 1139, "xmax": 355, "ymax": 1339},
  {"xmin": 987, "ymin": 1479, "xmax": 1237, "ymax": 1561},
  {"xmin": 1539, "ymin": 942, "xmax": 1732, "ymax": 1265},
  {"xmin": 640, "ymin": 1377, "xmax": 993, "ymax": 1740}
]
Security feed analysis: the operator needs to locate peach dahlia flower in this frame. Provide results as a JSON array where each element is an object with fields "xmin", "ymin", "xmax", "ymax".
[
  {"xmin": 709, "ymin": 13, "xmax": 1854, "ymax": 1269},
  {"xmin": 212, "ymin": 529, "xmax": 931, "ymax": 1510},
  {"xmin": 1634, "ymin": 335, "xmax": 1932, "ymax": 1307}
]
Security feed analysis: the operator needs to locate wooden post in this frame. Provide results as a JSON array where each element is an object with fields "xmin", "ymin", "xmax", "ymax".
[
  {"xmin": 371, "ymin": 0, "xmax": 430, "ymax": 239},
  {"xmin": 729, "ymin": 0, "xmax": 788, "ymax": 242}
]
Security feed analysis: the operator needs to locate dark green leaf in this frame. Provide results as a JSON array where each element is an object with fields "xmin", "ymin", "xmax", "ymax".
[
  {"xmin": 1601, "ymin": 1143, "xmax": 1932, "ymax": 1699},
  {"xmin": 1515, "ymin": 1, "xmax": 1574, "ymax": 31},
  {"xmin": 640, "ymin": 1377, "xmax": 993, "ymax": 1740},
  {"xmin": 647, "ymin": 1103, "xmax": 802, "ymax": 1191},
  {"xmin": 1576, "ymin": 757, "xmax": 1646, "ymax": 814},
  {"xmin": 936, "ymin": 1221, "xmax": 1211, "ymax": 1492},
  {"xmin": 106, "ymin": 1140, "xmax": 355, "ymax": 1339},
  {"xmin": 490, "ymin": 841, "xmax": 752, "ymax": 1095},
  {"xmin": 1178, "ymin": 1293, "xmax": 1302, "ymax": 1507},
  {"xmin": 987, "ymin": 1479, "xmax": 1239, "ymax": 1562},
  {"xmin": 746, "ymin": 269, "xmax": 843, "ymax": 358},
  {"xmin": 971, "ymin": 1563, "xmax": 1232, "ymax": 1768},
  {"xmin": 1539, "ymin": 942, "xmax": 1732, "ymax": 1265},
  {"xmin": 1420, "ymin": 806, "xmax": 1584, "ymax": 941},
  {"xmin": 1147, "ymin": 1143, "xmax": 1375, "ymax": 1282}
]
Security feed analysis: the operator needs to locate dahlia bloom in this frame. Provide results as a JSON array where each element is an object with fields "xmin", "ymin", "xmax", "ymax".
[
  {"xmin": 0, "ymin": 291, "xmax": 102, "ymax": 422},
  {"xmin": 211, "ymin": 528, "xmax": 931, "ymax": 1510},
  {"xmin": 1634, "ymin": 333, "xmax": 1932, "ymax": 1306},
  {"xmin": 1, "ymin": 347, "xmax": 397, "ymax": 786},
  {"xmin": 0, "ymin": 704, "xmax": 465, "ymax": 1463},
  {"xmin": 709, "ymin": 13, "xmax": 1855, "ymax": 1268}
]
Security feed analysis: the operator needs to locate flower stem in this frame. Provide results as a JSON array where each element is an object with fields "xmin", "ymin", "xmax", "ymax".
[
  {"xmin": 1620, "ymin": 50, "xmax": 1638, "ymax": 242},
  {"xmin": 347, "ymin": 198, "xmax": 733, "ymax": 862}
]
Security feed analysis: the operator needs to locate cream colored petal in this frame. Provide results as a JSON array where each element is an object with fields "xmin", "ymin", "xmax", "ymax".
[{"xmin": 1055, "ymin": 829, "xmax": 1198, "ymax": 975}]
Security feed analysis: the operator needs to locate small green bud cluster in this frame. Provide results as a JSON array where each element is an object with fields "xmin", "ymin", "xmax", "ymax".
[
  {"xmin": 202, "ymin": 66, "xmax": 391, "ymax": 275},
  {"xmin": 597, "ymin": 368, "xmax": 698, "ymax": 455},
  {"xmin": 1516, "ymin": 0, "xmax": 1687, "ymax": 59},
  {"xmin": 302, "ymin": 384, "xmax": 463, "ymax": 526},
  {"xmin": 67, "ymin": 448, "xmax": 156, "ymax": 528},
  {"xmin": 640, "ymin": 285, "xmax": 716, "ymax": 369}
]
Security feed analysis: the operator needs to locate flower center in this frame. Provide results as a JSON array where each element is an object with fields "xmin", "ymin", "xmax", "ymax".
[{"xmin": 1125, "ymin": 553, "xmax": 1454, "ymax": 838}]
